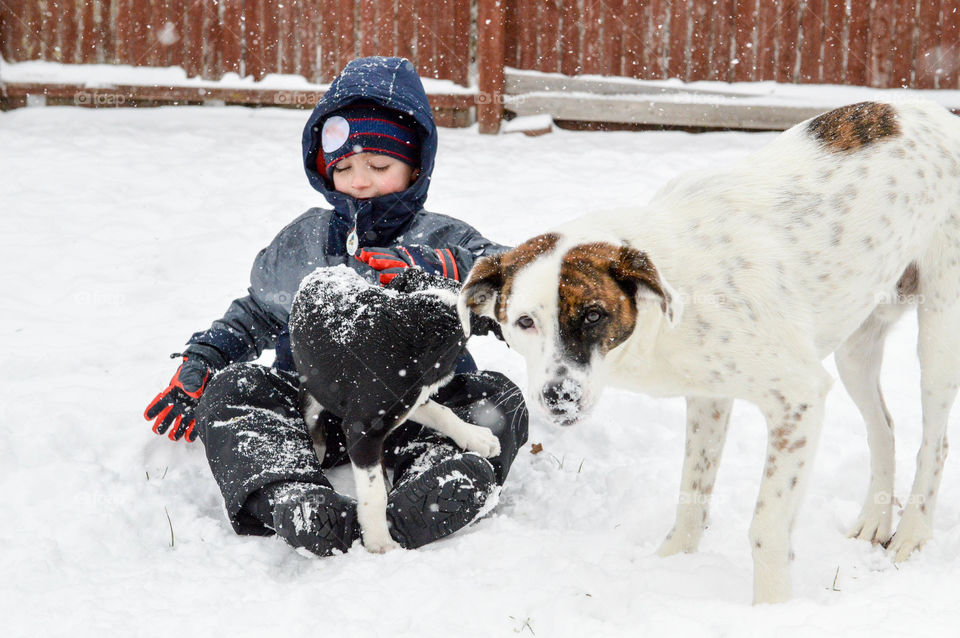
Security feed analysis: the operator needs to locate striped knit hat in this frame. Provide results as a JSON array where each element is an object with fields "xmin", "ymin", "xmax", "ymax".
[{"xmin": 318, "ymin": 103, "xmax": 421, "ymax": 179}]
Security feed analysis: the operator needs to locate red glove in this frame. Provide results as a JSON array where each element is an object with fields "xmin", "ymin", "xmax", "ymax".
[
  {"xmin": 355, "ymin": 245, "xmax": 460, "ymax": 284},
  {"xmin": 143, "ymin": 358, "xmax": 210, "ymax": 442}
]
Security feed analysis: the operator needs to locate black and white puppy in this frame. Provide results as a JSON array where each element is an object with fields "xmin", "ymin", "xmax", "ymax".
[{"xmin": 289, "ymin": 265, "xmax": 500, "ymax": 553}]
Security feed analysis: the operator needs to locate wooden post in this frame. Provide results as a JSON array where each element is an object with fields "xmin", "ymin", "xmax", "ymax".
[{"xmin": 477, "ymin": 0, "xmax": 505, "ymax": 134}]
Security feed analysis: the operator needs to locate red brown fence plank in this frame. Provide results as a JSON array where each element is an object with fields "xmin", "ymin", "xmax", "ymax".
[
  {"xmin": 710, "ymin": 0, "xmax": 735, "ymax": 81},
  {"xmin": 915, "ymin": 0, "xmax": 941, "ymax": 89},
  {"xmin": 648, "ymin": 0, "xmax": 670, "ymax": 79},
  {"xmin": 395, "ymin": 0, "xmax": 415, "ymax": 64},
  {"xmin": 0, "ymin": 1, "xmax": 9, "ymax": 62},
  {"xmin": 619, "ymin": 0, "xmax": 643, "ymax": 77},
  {"xmin": 2, "ymin": 0, "xmax": 21, "ymax": 61},
  {"xmin": 413, "ymin": 2, "xmax": 433, "ymax": 78},
  {"xmin": 435, "ymin": 0, "xmax": 454, "ymax": 79},
  {"xmin": 477, "ymin": 0, "xmax": 505, "ymax": 133},
  {"xmin": 97, "ymin": 0, "xmax": 112, "ymax": 64},
  {"xmin": 262, "ymin": 1, "xmax": 281, "ymax": 77},
  {"xmin": 847, "ymin": 0, "xmax": 870, "ymax": 84},
  {"xmin": 581, "ymin": 0, "xmax": 603, "ymax": 75},
  {"xmin": 687, "ymin": 1, "xmax": 711, "ymax": 81},
  {"xmin": 61, "ymin": 0, "xmax": 81, "ymax": 64},
  {"xmin": 776, "ymin": 0, "xmax": 801, "ymax": 83},
  {"xmin": 206, "ymin": 1, "xmax": 221, "ymax": 79},
  {"xmin": 162, "ymin": 0, "xmax": 177, "ymax": 67},
  {"xmin": 940, "ymin": 1, "xmax": 960, "ymax": 89},
  {"xmin": 115, "ymin": 0, "xmax": 131, "ymax": 64},
  {"xmin": 42, "ymin": 0, "xmax": 62, "ymax": 62},
  {"xmin": 754, "ymin": 0, "xmax": 778, "ymax": 80},
  {"xmin": 799, "ymin": 0, "xmax": 825, "ymax": 83},
  {"xmin": 890, "ymin": 0, "xmax": 917, "ymax": 87},
  {"xmin": 559, "ymin": 0, "xmax": 581, "ymax": 76},
  {"xmin": 451, "ymin": 0, "xmax": 470, "ymax": 84},
  {"xmin": 620, "ymin": 0, "xmax": 644, "ymax": 78},
  {"xmin": 537, "ymin": 0, "xmax": 559, "ymax": 73},
  {"xmin": 244, "ymin": 0, "xmax": 266, "ymax": 80},
  {"xmin": 220, "ymin": 0, "xmax": 243, "ymax": 76},
  {"xmin": 132, "ymin": 0, "xmax": 152, "ymax": 66},
  {"xmin": 143, "ymin": 0, "xmax": 161, "ymax": 67},
  {"xmin": 360, "ymin": 0, "xmax": 377, "ymax": 57},
  {"xmin": 821, "ymin": 0, "xmax": 846, "ymax": 84},
  {"xmin": 278, "ymin": 0, "xmax": 298, "ymax": 75},
  {"xmin": 667, "ymin": 0, "xmax": 690, "ymax": 81},
  {"xmin": 603, "ymin": 0, "xmax": 623, "ymax": 77},
  {"xmin": 183, "ymin": 0, "xmax": 202, "ymax": 78},
  {"xmin": 375, "ymin": 0, "xmax": 396, "ymax": 56},
  {"xmin": 337, "ymin": 0, "xmax": 356, "ymax": 76},
  {"xmin": 502, "ymin": 0, "xmax": 517, "ymax": 69},
  {"xmin": 868, "ymin": 0, "xmax": 894, "ymax": 86},
  {"xmin": 298, "ymin": 0, "xmax": 319, "ymax": 82},
  {"xmin": 517, "ymin": 0, "xmax": 538, "ymax": 71},
  {"xmin": 317, "ymin": 0, "xmax": 338, "ymax": 81},
  {"xmin": 151, "ymin": 0, "xmax": 166, "ymax": 67},
  {"xmin": 731, "ymin": 0, "xmax": 757, "ymax": 81}
]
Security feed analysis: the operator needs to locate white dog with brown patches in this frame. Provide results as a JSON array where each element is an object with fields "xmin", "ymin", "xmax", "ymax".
[{"xmin": 458, "ymin": 101, "xmax": 960, "ymax": 604}]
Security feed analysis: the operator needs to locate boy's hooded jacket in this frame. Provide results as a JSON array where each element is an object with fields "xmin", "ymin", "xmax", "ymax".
[{"xmin": 186, "ymin": 57, "xmax": 506, "ymax": 370}]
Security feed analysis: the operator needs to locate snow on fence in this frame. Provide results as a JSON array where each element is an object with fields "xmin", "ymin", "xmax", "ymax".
[{"xmin": 2, "ymin": 0, "xmax": 959, "ymax": 133}]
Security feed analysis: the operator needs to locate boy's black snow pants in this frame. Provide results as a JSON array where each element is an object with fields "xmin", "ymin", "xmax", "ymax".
[{"xmin": 193, "ymin": 362, "xmax": 528, "ymax": 536}]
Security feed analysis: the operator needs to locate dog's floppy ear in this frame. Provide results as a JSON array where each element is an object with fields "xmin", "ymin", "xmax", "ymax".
[
  {"xmin": 613, "ymin": 246, "xmax": 683, "ymax": 328},
  {"xmin": 458, "ymin": 254, "xmax": 504, "ymax": 337}
]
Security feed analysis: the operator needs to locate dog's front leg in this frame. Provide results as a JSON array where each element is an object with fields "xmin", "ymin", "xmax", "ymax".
[
  {"xmin": 346, "ymin": 427, "xmax": 400, "ymax": 553},
  {"xmin": 750, "ymin": 379, "xmax": 828, "ymax": 604},
  {"xmin": 658, "ymin": 396, "xmax": 733, "ymax": 556},
  {"xmin": 411, "ymin": 399, "xmax": 501, "ymax": 458}
]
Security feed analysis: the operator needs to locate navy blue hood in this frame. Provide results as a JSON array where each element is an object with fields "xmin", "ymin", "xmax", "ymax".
[{"xmin": 302, "ymin": 57, "xmax": 437, "ymax": 246}]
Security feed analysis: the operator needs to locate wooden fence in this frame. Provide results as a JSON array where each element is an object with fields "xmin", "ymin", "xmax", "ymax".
[
  {"xmin": 503, "ymin": 0, "xmax": 960, "ymax": 90},
  {"xmin": 0, "ymin": 0, "xmax": 471, "ymax": 84},
  {"xmin": 2, "ymin": 1, "xmax": 960, "ymax": 132}
]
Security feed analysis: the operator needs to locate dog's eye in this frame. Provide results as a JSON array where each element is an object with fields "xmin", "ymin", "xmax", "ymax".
[
  {"xmin": 583, "ymin": 308, "xmax": 605, "ymax": 325},
  {"xmin": 516, "ymin": 315, "xmax": 535, "ymax": 330}
]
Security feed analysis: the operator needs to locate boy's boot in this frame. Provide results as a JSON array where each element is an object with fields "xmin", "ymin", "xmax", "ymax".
[
  {"xmin": 251, "ymin": 481, "xmax": 360, "ymax": 556},
  {"xmin": 386, "ymin": 452, "xmax": 498, "ymax": 549}
]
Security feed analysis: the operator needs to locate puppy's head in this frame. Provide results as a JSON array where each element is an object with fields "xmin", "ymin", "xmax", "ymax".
[{"xmin": 459, "ymin": 234, "xmax": 681, "ymax": 425}]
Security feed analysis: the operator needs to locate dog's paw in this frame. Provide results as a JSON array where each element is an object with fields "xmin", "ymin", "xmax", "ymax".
[
  {"xmin": 847, "ymin": 501, "xmax": 893, "ymax": 546},
  {"xmin": 656, "ymin": 529, "xmax": 699, "ymax": 557},
  {"xmin": 888, "ymin": 509, "xmax": 932, "ymax": 562},
  {"xmin": 456, "ymin": 425, "xmax": 501, "ymax": 458},
  {"xmin": 364, "ymin": 538, "xmax": 401, "ymax": 554},
  {"xmin": 358, "ymin": 515, "xmax": 401, "ymax": 554},
  {"xmin": 362, "ymin": 529, "xmax": 401, "ymax": 554}
]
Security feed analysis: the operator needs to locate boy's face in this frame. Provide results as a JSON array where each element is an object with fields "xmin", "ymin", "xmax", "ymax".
[{"xmin": 331, "ymin": 153, "xmax": 418, "ymax": 199}]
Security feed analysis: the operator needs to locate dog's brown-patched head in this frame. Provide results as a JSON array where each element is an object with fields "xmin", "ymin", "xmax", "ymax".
[
  {"xmin": 458, "ymin": 235, "xmax": 679, "ymax": 424},
  {"xmin": 556, "ymin": 242, "xmax": 674, "ymax": 366}
]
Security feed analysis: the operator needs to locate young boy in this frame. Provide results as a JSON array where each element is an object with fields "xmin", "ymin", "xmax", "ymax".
[{"xmin": 144, "ymin": 57, "xmax": 528, "ymax": 556}]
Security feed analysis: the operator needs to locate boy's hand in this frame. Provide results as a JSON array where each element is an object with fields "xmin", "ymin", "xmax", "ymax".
[
  {"xmin": 144, "ymin": 357, "xmax": 211, "ymax": 442},
  {"xmin": 356, "ymin": 245, "xmax": 460, "ymax": 284}
]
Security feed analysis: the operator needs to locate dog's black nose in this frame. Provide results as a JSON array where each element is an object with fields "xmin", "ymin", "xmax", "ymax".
[{"xmin": 541, "ymin": 380, "xmax": 583, "ymax": 425}]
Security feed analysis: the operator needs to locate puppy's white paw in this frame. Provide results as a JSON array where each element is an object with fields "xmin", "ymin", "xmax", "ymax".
[
  {"xmin": 888, "ymin": 509, "xmax": 932, "ymax": 562},
  {"xmin": 362, "ymin": 528, "xmax": 401, "ymax": 554},
  {"xmin": 457, "ymin": 425, "xmax": 501, "ymax": 458}
]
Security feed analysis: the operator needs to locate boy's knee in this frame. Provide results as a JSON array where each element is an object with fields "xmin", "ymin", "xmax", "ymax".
[
  {"xmin": 204, "ymin": 363, "xmax": 295, "ymax": 404},
  {"xmin": 196, "ymin": 363, "xmax": 301, "ymax": 435},
  {"xmin": 474, "ymin": 371, "xmax": 529, "ymax": 436}
]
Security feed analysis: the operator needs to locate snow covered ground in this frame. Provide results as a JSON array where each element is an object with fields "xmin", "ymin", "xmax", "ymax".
[{"xmin": 2, "ymin": 103, "xmax": 959, "ymax": 637}]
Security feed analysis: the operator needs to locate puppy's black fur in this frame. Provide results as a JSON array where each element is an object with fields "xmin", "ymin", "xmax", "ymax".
[{"xmin": 289, "ymin": 267, "xmax": 470, "ymax": 470}]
